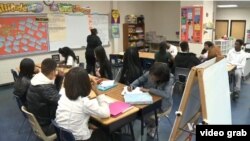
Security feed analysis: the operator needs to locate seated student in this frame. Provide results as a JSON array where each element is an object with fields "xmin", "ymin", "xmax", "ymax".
[
  {"xmin": 199, "ymin": 47, "xmax": 208, "ymax": 62},
  {"xmin": 58, "ymin": 46, "xmax": 78, "ymax": 67},
  {"xmin": 174, "ymin": 41, "xmax": 200, "ymax": 69},
  {"xmin": 56, "ymin": 67, "xmax": 110, "ymax": 141},
  {"xmin": 227, "ymin": 39, "xmax": 246, "ymax": 99},
  {"xmin": 128, "ymin": 62, "xmax": 174, "ymax": 137},
  {"xmin": 166, "ymin": 42, "xmax": 178, "ymax": 58},
  {"xmin": 204, "ymin": 41, "xmax": 222, "ymax": 60},
  {"xmin": 26, "ymin": 58, "xmax": 63, "ymax": 136},
  {"xmin": 120, "ymin": 47, "xmax": 143, "ymax": 85},
  {"xmin": 155, "ymin": 41, "xmax": 173, "ymax": 65},
  {"xmin": 94, "ymin": 46, "xmax": 113, "ymax": 79},
  {"xmin": 14, "ymin": 58, "xmax": 38, "ymax": 106}
]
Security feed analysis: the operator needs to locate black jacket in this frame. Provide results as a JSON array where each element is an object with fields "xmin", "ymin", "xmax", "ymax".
[
  {"xmin": 13, "ymin": 76, "xmax": 31, "ymax": 105},
  {"xmin": 26, "ymin": 84, "xmax": 60, "ymax": 126},
  {"xmin": 86, "ymin": 34, "xmax": 102, "ymax": 55},
  {"xmin": 174, "ymin": 52, "xmax": 200, "ymax": 69}
]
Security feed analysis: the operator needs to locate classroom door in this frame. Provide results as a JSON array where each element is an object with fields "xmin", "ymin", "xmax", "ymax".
[
  {"xmin": 215, "ymin": 20, "xmax": 228, "ymax": 39},
  {"xmin": 230, "ymin": 20, "xmax": 246, "ymax": 41}
]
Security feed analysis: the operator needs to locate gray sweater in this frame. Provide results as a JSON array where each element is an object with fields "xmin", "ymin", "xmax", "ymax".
[{"xmin": 130, "ymin": 71, "xmax": 174, "ymax": 112}]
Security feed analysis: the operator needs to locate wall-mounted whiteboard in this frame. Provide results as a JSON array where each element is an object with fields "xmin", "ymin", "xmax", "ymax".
[{"xmin": 49, "ymin": 14, "xmax": 109, "ymax": 51}]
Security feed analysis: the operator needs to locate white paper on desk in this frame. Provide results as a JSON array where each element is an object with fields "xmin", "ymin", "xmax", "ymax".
[
  {"xmin": 99, "ymin": 80, "xmax": 115, "ymax": 87},
  {"xmin": 121, "ymin": 86, "xmax": 147, "ymax": 95}
]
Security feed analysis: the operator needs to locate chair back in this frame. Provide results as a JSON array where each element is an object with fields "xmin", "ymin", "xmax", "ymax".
[
  {"xmin": 109, "ymin": 54, "xmax": 123, "ymax": 67},
  {"xmin": 141, "ymin": 58, "xmax": 155, "ymax": 71},
  {"xmin": 11, "ymin": 69, "xmax": 18, "ymax": 82},
  {"xmin": 52, "ymin": 54, "xmax": 60, "ymax": 63},
  {"xmin": 51, "ymin": 120, "xmax": 76, "ymax": 141},
  {"xmin": 174, "ymin": 67, "xmax": 190, "ymax": 83},
  {"xmin": 21, "ymin": 106, "xmax": 57, "ymax": 141}
]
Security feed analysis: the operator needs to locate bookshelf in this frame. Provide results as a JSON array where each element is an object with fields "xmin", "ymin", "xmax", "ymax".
[{"xmin": 123, "ymin": 23, "xmax": 145, "ymax": 51}]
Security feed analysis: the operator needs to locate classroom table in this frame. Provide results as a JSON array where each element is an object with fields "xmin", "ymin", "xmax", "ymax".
[
  {"xmin": 118, "ymin": 51, "xmax": 155, "ymax": 60},
  {"xmin": 90, "ymin": 82, "xmax": 162, "ymax": 140}
]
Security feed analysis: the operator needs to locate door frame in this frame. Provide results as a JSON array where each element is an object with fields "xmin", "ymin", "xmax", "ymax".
[
  {"xmin": 230, "ymin": 20, "xmax": 246, "ymax": 41},
  {"xmin": 215, "ymin": 20, "xmax": 229, "ymax": 38}
]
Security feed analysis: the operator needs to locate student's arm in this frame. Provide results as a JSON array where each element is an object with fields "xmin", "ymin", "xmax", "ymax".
[
  {"xmin": 130, "ymin": 72, "xmax": 149, "ymax": 88},
  {"xmin": 237, "ymin": 55, "xmax": 247, "ymax": 69},
  {"xmin": 83, "ymin": 82, "xmax": 110, "ymax": 118},
  {"xmin": 227, "ymin": 50, "xmax": 233, "ymax": 64},
  {"xmin": 97, "ymin": 36, "xmax": 102, "ymax": 46},
  {"xmin": 149, "ymin": 76, "xmax": 174, "ymax": 98}
]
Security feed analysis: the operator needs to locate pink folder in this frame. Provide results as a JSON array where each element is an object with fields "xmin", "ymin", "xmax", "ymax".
[{"xmin": 109, "ymin": 101, "xmax": 132, "ymax": 117}]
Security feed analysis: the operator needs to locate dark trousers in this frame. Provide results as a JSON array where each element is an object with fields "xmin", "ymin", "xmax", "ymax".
[
  {"xmin": 78, "ymin": 129, "xmax": 108, "ymax": 141},
  {"xmin": 85, "ymin": 52, "xmax": 96, "ymax": 76}
]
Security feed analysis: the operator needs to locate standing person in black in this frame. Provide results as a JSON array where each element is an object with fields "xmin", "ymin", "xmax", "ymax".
[{"xmin": 86, "ymin": 28, "xmax": 102, "ymax": 76}]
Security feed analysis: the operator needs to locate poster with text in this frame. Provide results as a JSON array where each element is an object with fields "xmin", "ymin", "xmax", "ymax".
[
  {"xmin": 0, "ymin": 15, "xmax": 49, "ymax": 58},
  {"xmin": 181, "ymin": 7, "xmax": 203, "ymax": 43}
]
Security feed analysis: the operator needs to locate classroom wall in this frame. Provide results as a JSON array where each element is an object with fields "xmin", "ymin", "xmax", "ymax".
[
  {"xmin": 151, "ymin": 1, "xmax": 181, "ymax": 41},
  {"xmin": 216, "ymin": 8, "xmax": 250, "ymax": 42},
  {"xmin": 0, "ymin": 1, "xmax": 157, "ymax": 85}
]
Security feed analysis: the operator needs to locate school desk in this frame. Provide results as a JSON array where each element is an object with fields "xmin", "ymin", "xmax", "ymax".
[
  {"xmin": 90, "ymin": 82, "xmax": 163, "ymax": 139},
  {"xmin": 118, "ymin": 51, "xmax": 155, "ymax": 60}
]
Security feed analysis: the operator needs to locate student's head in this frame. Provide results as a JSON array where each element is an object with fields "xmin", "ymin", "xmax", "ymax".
[
  {"xmin": 58, "ymin": 46, "xmax": 76, "ymax": 61},
  {"xmin": 159, "ymin": 41, "xmax": 167, "ymax": 53},
  {"xmin": 19, "ymin": 58, "xmax": 35, "ymax": 79},
  {"xmin": 235, "ymin": 39, "xmax": 243, "ymax": 52},
  {"xmin": 204, "ymin": 41, "xmax": 214, "ymax": 50},
  {"xmin": 41, "ymin": 58, "xmax": 57, "ymax": 80},
  {"xmin": 90, "ymin": 28, "xmax": 98, "ymax": 35},
  {"xmin": 64, "ymin": 67, "xmax": 91, "ymax": 100},
  {"xmin": 124, "ymin": 47, "xmax": 140, "ymax": 65},
  {"xmin": 149, "ymin": 62, "xmax": 170, "ymax": 84},
  {"xmin": 179, "ymin": 41, "xmax": 189, "ymax": 52},
  {"xmin": 94, "ymin": 46, "xmax": 107, "ymax": 62}
]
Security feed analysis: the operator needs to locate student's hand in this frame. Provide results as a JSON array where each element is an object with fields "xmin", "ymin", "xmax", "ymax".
[
  {"xmin": 91, "ymin": 80, "xmax": 101, "ymax": 96},
  {"xmin": 127, "ymin": 86, "xmax": 134, "ymax": 92},
  {"xmin": 140, "ymin": 87, "xmax": 149, "ymax": 92},
  {"xmin": 57, "ymin": 69, "xmax": 65, "ymax": 77}
]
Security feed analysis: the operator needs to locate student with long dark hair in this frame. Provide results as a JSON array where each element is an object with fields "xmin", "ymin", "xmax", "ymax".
[
  {"xmin": 120, "ymin": 47, "xmax": 143, "ymax": 85},
  {"xmin": 94, "ymin": 46, "xmax": 113, "ymax": 79},
  {"xmin": 56, "ymin": 67, "xmax": 109, "ymax": 141},
  {"xmin": 86, "ymin": 28, "xmax": 102, "ymax": 75},
  {"xmin": 155, "ymin": 41, "xmax": 173, "ymax": 64},
  {"xmin": 58, "ymin": 46, "xmax": 78, "ymax": 67},
  {"xmin": 14, "ymin": 58, "xmax": 37, "ymax": 105}
]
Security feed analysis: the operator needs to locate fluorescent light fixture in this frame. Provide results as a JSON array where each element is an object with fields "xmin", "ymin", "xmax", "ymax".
[{"xmin": 217, "ymin": 4, "xmax": 238, "ymax": 8}]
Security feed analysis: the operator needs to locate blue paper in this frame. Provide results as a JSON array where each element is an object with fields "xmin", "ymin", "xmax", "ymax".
[{"xmin": 124, "ymin": 93, "xmax": 153, "ymax": 105}]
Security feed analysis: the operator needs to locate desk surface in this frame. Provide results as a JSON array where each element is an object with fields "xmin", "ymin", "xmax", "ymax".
[
  {"xmin": 91, "ymin": 82, "xmax": 162, "ymax": 125},
  {"xmin": 227, "ymin": 64, "xmax": 236, "ymax": 72},
  {"xmin": 118, "ymin": 51, "xmax": 155, "ymax": 60}
]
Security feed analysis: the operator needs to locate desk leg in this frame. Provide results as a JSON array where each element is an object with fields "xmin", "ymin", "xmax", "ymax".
[
  {"xmin": 141, "ymin": 116, "xmax": 144, "ymax": 141},
  {"xmin": 129, "ymin": 122, "xmax": 135, "ymax": 141},
  {"xmin": 154, "ymin": 110, "xmax": 159, "ymax": 141}
]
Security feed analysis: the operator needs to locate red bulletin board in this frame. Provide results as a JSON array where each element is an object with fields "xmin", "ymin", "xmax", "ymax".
[
  {"xmin": 181, "ymin": 6, "xmax": 203, "ymax": 43},
  {"xmin": 0, "ymin": 15, "xmax": 49, "ymax": 58}
]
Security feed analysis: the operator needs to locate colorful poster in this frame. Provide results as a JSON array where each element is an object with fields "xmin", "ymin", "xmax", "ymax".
[
  {"xmin": 112, "ymin": 24, "xmax": 120, "ymax": 38},
  {"xmin": 0, "ymin": 15, "xmax": 49, "ymax": 57},
  {"xmin": 111, "ymin": 9, "xmax": 120, "ymax": 24},
  {"xmin": 180, "ymin": 7, "xmax": 203, "ymax": 43}
]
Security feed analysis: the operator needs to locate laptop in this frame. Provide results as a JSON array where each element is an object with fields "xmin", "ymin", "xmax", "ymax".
[{"xmin": 97, "ymin": 68, "xmax": 122, "ymax": 91}]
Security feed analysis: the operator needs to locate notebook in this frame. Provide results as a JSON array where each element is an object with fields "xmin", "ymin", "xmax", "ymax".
[
  {"xmin": 109, "ymin": 101, "xmax": 133, "ymax": 117},
  {"xmin": 124, "ymin": 93, "xmax": 153, "ymax": 105},
  {"xmin": 97, "ymin": 68, "xmax": 122, "ymax": 91}
]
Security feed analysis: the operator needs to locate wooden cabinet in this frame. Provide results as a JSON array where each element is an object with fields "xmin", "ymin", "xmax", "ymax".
[{"xmin": 123, "ymin": 23, "xmax": 145, "ymax": 51}]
